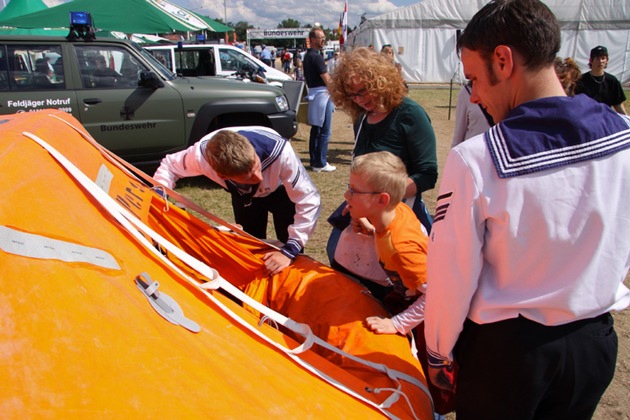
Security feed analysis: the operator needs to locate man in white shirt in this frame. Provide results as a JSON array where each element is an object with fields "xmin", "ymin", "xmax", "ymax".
[
  {"xmin": 153, "ymin": 126, "xmax": 321, "ymax": 275},
  {"xmin": 326, "ymin": 51, "xmax": 339, "ymax": 74},
  {"xmin": 424, "ymin": 0, "xmax": 630, "ymax": 418}
]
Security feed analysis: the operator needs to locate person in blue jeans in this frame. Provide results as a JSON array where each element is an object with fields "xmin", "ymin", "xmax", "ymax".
[
  {"xmin": 307, "ymin": 98, "xmax": 334, "ymax": 171},
  {"xmin": 303, "ymin": 27, "xmax": 336, "ymax": 173}
]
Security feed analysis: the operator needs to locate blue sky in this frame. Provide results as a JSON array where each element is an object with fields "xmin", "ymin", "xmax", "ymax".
[{"xmin": 35, "ymin": 0, "xmax": 418, "ymax": 32}]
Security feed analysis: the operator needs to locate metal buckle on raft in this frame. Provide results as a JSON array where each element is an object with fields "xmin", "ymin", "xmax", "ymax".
[{"xmin": 135, "ymin": 272, "xmax": 200, "ymax": 333}]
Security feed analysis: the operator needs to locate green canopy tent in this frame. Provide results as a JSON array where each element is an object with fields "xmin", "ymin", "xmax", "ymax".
[
  {"xmin": 0, "ymin": 26, "xmax": 68, "ymax": 35},
  {"xmin": 194, "ymin": 14, "xmax": 233, "ymax": 42},
  {"xmin": 0, "ymin": 0, "xmax": 68, "ymax": 35},
  {"xmin": 0, "ymin": 0, "xmax": 47, "ymax": 20},
  {"xmin": 0, "ymin": 0, "xmax": 231, "ymax": 35},
  {"xmin": 197, "ymin": 15, "xmax": 232, "ymax": 33}
]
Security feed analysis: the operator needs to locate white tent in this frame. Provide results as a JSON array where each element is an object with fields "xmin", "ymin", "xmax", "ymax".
[{"xmin": 348, "ymin": 0, "xmax": 630, "ymax": 84}]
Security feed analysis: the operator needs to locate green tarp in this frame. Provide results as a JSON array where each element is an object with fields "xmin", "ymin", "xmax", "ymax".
[
  {"xmin": 197, "ymin": 15, "xmax": 233, "ymax": 33},
  {"xmin": 0, "ymin": 0, "xmax": 48, "ymax": 20},
  {"xmin": 0, "ymin": 0, "xmax": 232, "ymax": 34},
  {"xmin": 0, "ymin": 0, "xmax": 67, "ymax": 35}
]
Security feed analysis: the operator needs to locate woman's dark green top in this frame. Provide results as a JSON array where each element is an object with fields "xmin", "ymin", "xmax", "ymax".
[{"xmin": 353, "ymin": 96, "xmax": 438, "ymax": 194}]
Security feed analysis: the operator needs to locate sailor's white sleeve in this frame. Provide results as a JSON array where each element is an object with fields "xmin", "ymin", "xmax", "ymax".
[
  {"xmin": 152, "ymin": 139, "xmax": 221, "ymax": 190},
  {"xmin": 424, "ymin": 148, "xmax": 485, "ymax": 363},
  {"xmin": 392, "ymin": 288, "xmax": 427, "ymax": 335},
  {"xmin": 277, "ymin": 143, "xmax": 321, "ymax": 257}
]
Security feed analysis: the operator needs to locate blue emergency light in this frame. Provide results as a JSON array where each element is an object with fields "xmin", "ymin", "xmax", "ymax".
[
  {"xmin": 67, "ymin": 11, "xmax": 95, "ymax": 41},
  {"xmin": 70, "ymin": 11, "xmax": 92, "ymax": 26}
]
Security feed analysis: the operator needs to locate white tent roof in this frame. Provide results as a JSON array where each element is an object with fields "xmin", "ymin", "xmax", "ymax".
[{"xmin": 350, "ymin": 0, "xmax": 630, "ymax": 84}]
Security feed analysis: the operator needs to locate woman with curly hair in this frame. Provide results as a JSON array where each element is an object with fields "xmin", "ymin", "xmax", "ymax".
[
  {"xmin": 554, "ymin": 56, "xmax": 581, "ymax": 96},
  {"xmin": 328, "ymin": 47, "xmax": 448, "ymax": 415},
  {"xmin": 326, "ymin": 47, "xmax": 437, "ymax": 287}
]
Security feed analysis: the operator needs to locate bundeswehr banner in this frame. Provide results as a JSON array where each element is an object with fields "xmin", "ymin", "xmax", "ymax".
[{"xmin": 247, "ymin": 28, "xmax": 310, "ymax": 40}]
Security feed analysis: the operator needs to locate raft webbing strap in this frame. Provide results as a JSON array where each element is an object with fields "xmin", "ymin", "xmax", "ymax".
[
  {"xmin": 23, "ymin": 131, "xmax": 413, "ymax": 419},
  {"xmin": 29, "ymin": 116, "xmax": 435, "ymax": 417},
  {"xmin": 41, "ymin": 116, "xmax": 435, "ymax": 416},
  {"xmin": 46, "ymin": 114, "xmax": 278, "ymax": 250}
]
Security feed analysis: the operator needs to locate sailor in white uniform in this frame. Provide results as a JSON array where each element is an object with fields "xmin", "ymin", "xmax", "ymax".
[
  {"xmin": 424, "ymin": 1, "xmax": 630, "ymax": 418},
  {"xmin": 154, "ymin": 126, "xmax": 321, "ymax": 275}
]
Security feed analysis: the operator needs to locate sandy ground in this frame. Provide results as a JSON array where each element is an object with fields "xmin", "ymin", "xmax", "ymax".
[{"xmin": 312, "ymin": 85, "xmax": 630, "ymax": 419}]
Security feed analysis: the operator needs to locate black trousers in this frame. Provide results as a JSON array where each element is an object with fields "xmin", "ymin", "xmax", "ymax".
[
  {"xmin": 231, "ymin": 186, "xmax": 295, "ymax": 244},
  {"xmin": 454, "ymin": 313, "xmax": 618, "ymax": 420}
]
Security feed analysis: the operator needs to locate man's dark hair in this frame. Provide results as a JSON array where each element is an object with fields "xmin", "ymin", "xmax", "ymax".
[
  {"xmin": 457, "ymin": 0, "xmax": 560, "ymax": 71},
  {"xmin": 309, "ymin": 28, "xmax": 323, "ymax": 40}
]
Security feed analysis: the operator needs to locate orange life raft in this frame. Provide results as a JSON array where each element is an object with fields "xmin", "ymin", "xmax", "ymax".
[{"xmin": 0, "ymin": 110, "xmax": 433, "ymax": 418}]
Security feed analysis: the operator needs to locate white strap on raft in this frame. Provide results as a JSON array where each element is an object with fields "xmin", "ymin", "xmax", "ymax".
[
  {"xmin": 31, "ymin": 116, "xmax": 434, "ymax": 419},
  {"xmin": 48, "ymin": 115, "xmax": 276, "ymax": 248}
]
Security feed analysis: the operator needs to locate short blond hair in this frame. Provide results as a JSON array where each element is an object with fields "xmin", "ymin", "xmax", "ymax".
[
  {"xmin": 351, "ymin": 151, "xmax": 407, "ymax": 206},
  {"xmin": 203, "ymin": 130, "xmax": 255, "ymax": 177}
]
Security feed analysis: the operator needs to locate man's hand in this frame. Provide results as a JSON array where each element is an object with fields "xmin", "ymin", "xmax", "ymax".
[
  {"xmin": 366, "ymin": 316, "xmax": 397, "ymax": 334},
  {"xmin": 262, "ymin": 251, "xmax": 292, "ymax": 276},
  {"xmin": 428, "ymin": 364, "xmax": 457, "ymax": 391}
]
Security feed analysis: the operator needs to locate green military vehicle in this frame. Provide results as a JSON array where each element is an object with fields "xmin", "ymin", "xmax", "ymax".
[{"xmin": 0, "ymin": 35, "xmax": 297, "ymax": 166}]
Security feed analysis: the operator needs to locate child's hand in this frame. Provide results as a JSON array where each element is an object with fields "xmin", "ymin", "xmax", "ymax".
[
  {"xmin": 366, "ymin": 316, "xmax": 397, "ymax": 334},
  {"xmin": 351, "ymin": 217, "xmax": 375, "ymax": 235}
]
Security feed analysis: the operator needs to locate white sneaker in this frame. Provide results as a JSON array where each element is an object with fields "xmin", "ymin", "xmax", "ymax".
[{"xmin": 312, "ymin": 163, "xmax": 336, "ymax": 172}]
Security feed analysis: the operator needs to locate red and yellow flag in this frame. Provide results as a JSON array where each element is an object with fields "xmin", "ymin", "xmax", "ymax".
[{"xmin": 338, "ymin": 0, "xmax": 348, "ymax": 46}]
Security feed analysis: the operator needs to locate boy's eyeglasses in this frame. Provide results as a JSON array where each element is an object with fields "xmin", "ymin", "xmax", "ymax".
[{"xmin": 346, "ymin": 184, "xmax": 381, "ymax": 197}]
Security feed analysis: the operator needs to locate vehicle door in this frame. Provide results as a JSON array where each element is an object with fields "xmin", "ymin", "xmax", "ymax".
[
  {"xmin": 166, "ymin": 47, "xmax": 207, "ymax": 77},
  {"xmin": 0, "ymin": 43, "xmax": 78, "ymax": 119},
  {"xmin": 73, "ymin": 44, "xmax": 186, "ymax": 160}
]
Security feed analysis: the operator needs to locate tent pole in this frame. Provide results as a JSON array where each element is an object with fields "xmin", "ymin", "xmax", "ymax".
[{"xmin": 448, "ymin": 78, "xmax": 453, "ymax": 120}]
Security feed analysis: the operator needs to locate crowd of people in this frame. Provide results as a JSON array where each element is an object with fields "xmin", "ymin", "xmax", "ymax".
[{"xmin": 153, "ymin": 0, "xmax": 629, "ymax": 417}]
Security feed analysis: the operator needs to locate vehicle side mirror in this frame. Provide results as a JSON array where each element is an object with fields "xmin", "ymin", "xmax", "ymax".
[{"xmin": 139, "ymin": 71, "xmax": 164, "ymax": 89}]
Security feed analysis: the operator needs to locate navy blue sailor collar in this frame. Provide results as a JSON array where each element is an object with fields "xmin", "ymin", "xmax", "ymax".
[
  {"xmin": 237, "ymin": 128, "xmax": 287, "ymax": 172},
  {"xmin": 485, "ymin": 95, "xmax": 630, "ymax": 178},
  {"xmin": 223, "ymin": 128, "xmax": 287, "ymax": 199}
]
